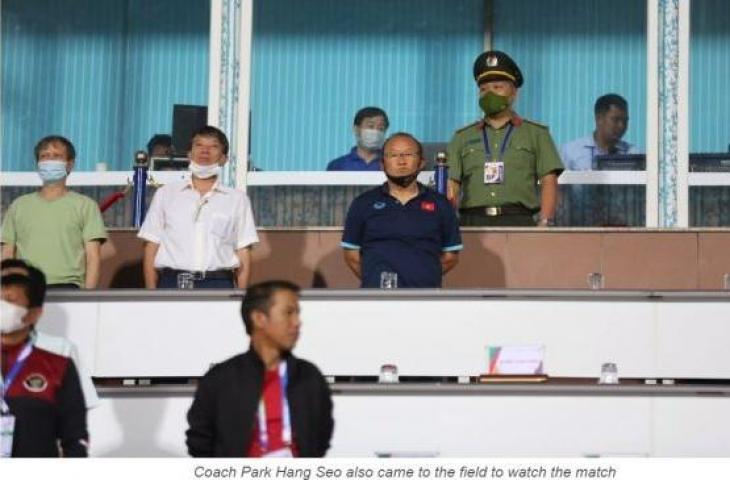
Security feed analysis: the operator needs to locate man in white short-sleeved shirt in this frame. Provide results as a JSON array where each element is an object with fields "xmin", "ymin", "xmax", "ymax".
[{"xmin": 138, "ymin": 126, "xmax": 259, "ymax": 289}]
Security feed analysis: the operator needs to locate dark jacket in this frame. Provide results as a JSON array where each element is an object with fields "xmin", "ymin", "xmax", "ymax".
[
  {"xmin": 186, "ymin": 349, "xmax": 334, "ymax": 457},
  {"xmin": 1, "ymin": 341, "xmax": 88, "ymax": 457}
]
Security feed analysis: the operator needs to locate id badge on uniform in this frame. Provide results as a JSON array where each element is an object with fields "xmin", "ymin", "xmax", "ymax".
[
  {"xmin": 0, "ymin": 414, "xmax": 15, "ymax": 458},
  {"xmin": 263, "ymin": 447, "xmax": 294, "ymax": 458},
  {"xmin": 484, "ymin": 161, "xmax": 505, "ymax": 184}
]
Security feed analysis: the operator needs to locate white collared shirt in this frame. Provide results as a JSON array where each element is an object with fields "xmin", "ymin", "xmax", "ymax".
[{"xmin": 138, "ymin": 179, "xmax": 259, "ymax": 271}]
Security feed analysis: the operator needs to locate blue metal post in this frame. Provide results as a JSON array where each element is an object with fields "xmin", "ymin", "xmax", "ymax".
[
  {"xmin": 132, "ymin": 151, "xmax": 149, "ymax": 228},
  {"xmin": 434, "ymin": 151, "xmax": 449, "ymax": 196}
]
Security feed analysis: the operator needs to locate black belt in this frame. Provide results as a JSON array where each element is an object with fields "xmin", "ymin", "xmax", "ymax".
[
  {"xmin": 459, "ymin": 205, "xmax": 533, "ymax": 217},
  {"xmin": 160, "ymin": 268, "xmax": 234, "ymax": 280}
]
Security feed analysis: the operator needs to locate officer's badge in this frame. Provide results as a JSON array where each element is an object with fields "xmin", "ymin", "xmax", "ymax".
[
  {"xmin": 373, "ymin": 201, "xmax": 386, "ymax": 210},
  {"xmin": 486, "ymin": 54, "xmax": 498, "ymax": 67},
  {"xmin": 23, "ymin": 373, "xmax": 48, "ymax": 393}
]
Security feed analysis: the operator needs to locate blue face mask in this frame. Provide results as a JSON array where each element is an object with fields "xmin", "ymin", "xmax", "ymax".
[{"xmin": 37, "ymin": 159, "xmax": 68, "ymax": 184}]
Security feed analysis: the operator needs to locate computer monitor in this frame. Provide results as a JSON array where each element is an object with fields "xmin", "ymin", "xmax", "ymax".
[
  {"xmin": 150, "ymin": 156, "xmax": 190, "ymax": 171},
  {"xmin": 689, "ymin": 153, "xmax": 730, "ymax": 172},
  {"xmin": 172, "ymin": 105, "xmax": 208, "ymax": 154},
  {"xmin": 594, "ymin": 153, "xmax": 646, "ymax": 171}
]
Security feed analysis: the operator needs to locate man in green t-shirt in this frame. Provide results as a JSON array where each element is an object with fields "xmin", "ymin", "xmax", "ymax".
[
  {"xmin": 1, "ymin": 135, "xmax": 107, "ymax": 288},
  {"xmin": 447, "ymin": 51, "xmax": 564, "ymax": 227}
]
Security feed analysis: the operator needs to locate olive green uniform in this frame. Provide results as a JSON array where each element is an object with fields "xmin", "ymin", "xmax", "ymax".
[{"xmin": 447, "ymin": 115, "xmax": 564, "ymax": 226}]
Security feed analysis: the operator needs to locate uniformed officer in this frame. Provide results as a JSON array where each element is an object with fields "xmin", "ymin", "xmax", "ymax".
[{"xmin": 446, "ymin": 51, "xmax": 564, "ymax": 226}]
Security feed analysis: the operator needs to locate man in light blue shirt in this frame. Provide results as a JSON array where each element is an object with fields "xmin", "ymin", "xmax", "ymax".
[
  {"xmin": 560, "ymin": 94, "xmax": 639, "ymax": 226},
  {"xmin": 560, "ymin": 94, "xmax": 636, "ymax": 170}
]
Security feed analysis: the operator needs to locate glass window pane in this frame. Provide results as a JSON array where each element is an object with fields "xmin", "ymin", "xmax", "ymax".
[
  {"xmin": 493, "ymin": 0, "xmax": 647, "ymax": 227},
  {"xmin": 689, "ymin": 0, "xmax": 730, "ymax": 227},
  {"xmin": 250, "ymin": 0, "xmax": 484, "ymax": 172},
  {"xmin": 248, "ymin": 0, "xmax": 648, "ymax": 227},
  {"xmin": 1, "ymin": 0, "xmax": 209, "ymax": 172}
]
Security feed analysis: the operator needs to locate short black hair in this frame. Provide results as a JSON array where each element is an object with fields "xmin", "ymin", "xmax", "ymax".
[
  {"xmin": 24, "ymin": 265, "xmax": 47, "ymax": 308},
  {"xmin": 595, "ymin": 94, "xmax": 628, "ymax": 116},
  {"xmin": 1, "ymin": 258, "xmax": 30, "ymax": 272},
  {"xmin": 0, "ymin": 259, "xmax": 47, "ymax": 307},
  {"xmin": 192, "ymin": 125, "xmax": 229, "ymax": 155},
  {"xmin": 354, "ymin": 107, "xmax": 389, "ymax": 129},
  {"xmin": 34, "ymin": 135, "xmax": 76, "ymax": 161},
  {"xmin": 147, "ymin": 134, "xmax": 173, "ymax": 154},
  {"xmin": 382, "ymin": 132, "xmax": 423, "ymax": 158},
  {"xmin": 1, "ymin": 274, "xmax": 33, "ymax": 308},
  {"xmin": 240, "ymin": 280, "xmax": 301, "ymax": 335}
]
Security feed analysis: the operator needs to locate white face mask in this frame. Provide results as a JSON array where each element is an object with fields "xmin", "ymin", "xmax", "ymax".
[
  {"xmin": 359, "ymin": 128, "xmax": 386, "ymax": 150},
  {"xmin": 37, "ymin": 159, "xmax": 69, "ymax": 184},
  {"xmin": 188, "ymin": 161, "xmax": 222, "ymax": 179},
  {"xmin": 0, "ymin": 299, "xmax": 29, "ymax": 334}
]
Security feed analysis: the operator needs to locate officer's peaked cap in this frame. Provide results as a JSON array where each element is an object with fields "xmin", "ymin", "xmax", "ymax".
[{"xmin": 473, "ymin": 50, "xmax": 523, "ymax": 88}]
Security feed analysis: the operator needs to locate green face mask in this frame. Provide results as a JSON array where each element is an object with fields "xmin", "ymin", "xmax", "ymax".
[{"xmin": 479, "ymin": 91, "xmax": 511, "ymax": 117}]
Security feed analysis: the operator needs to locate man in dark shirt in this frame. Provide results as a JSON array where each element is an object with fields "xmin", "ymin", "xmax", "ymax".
[
  {"xmin": 1, "ymin": 271, "xmax": 88, "ymax": 457},
  {"xmin": 341, "ymin": 132, "xmax": 463, "ymax": 288},
  {"xmin": 186, "ymin": 280, "xmax": 333, "ymax": 457}
]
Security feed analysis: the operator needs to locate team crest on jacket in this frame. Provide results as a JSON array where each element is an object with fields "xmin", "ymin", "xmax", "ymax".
[
  {"xmin": 23, "ymin": 373, "xmax": 48, "ymax": 393},
  {"xmin": 420, "ymin": 201, "xmax": 436, "ymax": 212}
]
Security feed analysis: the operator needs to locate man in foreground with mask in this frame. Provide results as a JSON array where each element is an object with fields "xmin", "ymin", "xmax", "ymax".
[
  {"xmin": 1, "ymin": 259, "xmax": 99, "ymax": 410},
  {"xmin": 341, "ymin": 132, "xmax": 462, "ymax": 288},
  {"xmin": 327, "ymin": 106, "xmax": 389, "ymax": 171},
  {"xmin": 1, "ymin": 135, "xmax": 107, "ymax": 288},
  {"xmin": 138, "ymin": 126, "xmax": 259, "ymax": 288},
  {"xmin": 447, "ymin": 51, "xmax": 564, "ymax": 227},
  {"xmin": 1, "ymin": 270, "xmax": 88, "ymax": 457}
]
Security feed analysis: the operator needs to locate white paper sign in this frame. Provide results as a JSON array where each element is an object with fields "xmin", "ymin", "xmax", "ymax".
[{"xmin": 487, "ymin": 345, "xmax": 544, "ymax": 374}]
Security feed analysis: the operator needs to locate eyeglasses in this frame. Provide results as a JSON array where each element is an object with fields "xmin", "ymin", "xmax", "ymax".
[{"xmin": 384, "ymin": 152, "xmax": 420, "ymax": 161}]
